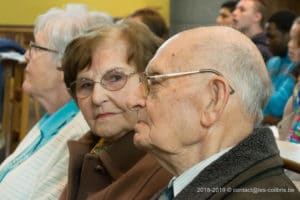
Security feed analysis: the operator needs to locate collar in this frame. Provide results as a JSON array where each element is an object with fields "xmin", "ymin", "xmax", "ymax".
[
  {"xmin": 176, "ymin": 126, "xmax": 282, "ymax": 199},
  {"xmin": 67, "ymin": 131, "xmax": 146, "ymax": 180},
  {"xmin": 172, "ymin": 147, "xmax": 232, "ymax": 197},
  {"xmin": 38, "ymin": 99, "xmax": 79, "ymax": 138},
  {"xmin": 251, "ymin": 32, "xmax": 267, "ymax": 45},
  {"xmin": 91, "ymin": 138, "xmax": 112, "ymax": 155}
]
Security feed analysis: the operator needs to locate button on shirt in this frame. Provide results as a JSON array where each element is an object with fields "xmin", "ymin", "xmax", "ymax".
[{"xmin": 0, "ymin": 100, "xmax": 79, "ymax": 182}]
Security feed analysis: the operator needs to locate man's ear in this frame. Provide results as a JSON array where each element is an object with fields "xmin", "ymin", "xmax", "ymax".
[
  {"xmin": 254, "ymin": 12, "xmax": 262, "ymax": 24},
  {"xmin": 200, "ymin": 77, "xmax": 230, "ymax": 127}
]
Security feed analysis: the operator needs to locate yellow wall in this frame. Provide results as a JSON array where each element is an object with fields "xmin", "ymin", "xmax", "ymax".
[{"xmin": 0, "ymin": 0, "xmax": 169, "ymax": 26}]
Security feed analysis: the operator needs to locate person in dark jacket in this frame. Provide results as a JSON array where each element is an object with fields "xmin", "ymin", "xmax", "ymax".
[
  {"xmin": 126, "ymin": 25, "xmax": 300, "ymax": 199},
  {"xmin": 59, "ymin": 19, "xmax": 172, "ymax": 200}
]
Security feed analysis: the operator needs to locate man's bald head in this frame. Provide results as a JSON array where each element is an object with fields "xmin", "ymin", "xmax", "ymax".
[{"xmin": 151, "ymin": 26, "xmax": 272, "ymax": 125}]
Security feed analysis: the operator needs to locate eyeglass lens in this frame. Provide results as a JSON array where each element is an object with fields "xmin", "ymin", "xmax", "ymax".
[{"xmin": 72, "ymin": 69, "xmax": 133, "ymax": 99}]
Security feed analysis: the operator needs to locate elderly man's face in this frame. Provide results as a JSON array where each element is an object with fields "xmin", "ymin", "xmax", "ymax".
[{"xmin": 128, "ymin": 40, "xmax": 210, "ymax": 155}]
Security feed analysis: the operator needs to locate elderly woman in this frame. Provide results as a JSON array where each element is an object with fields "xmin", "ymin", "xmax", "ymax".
[
  {"xmin": 59, "ymin": 19, "xmax": 171, "ymax": 200},
  {"xmin": 0, "ymin": 5, "xmax": 106, "ymax": 199}
]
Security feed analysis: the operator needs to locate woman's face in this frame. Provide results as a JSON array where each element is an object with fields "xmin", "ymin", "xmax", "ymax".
[
  {"xmin": 288, "ymin": 23, "xmax": 300, "ymax": 63},
  {"xmin": 76, "ymin": 38, "xmax": 139, "ymax": 141}
]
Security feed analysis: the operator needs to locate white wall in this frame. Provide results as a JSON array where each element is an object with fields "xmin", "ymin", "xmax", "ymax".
[{"xmin": 170, "ymin": 0, "xmax": 227, "ymax": 35}]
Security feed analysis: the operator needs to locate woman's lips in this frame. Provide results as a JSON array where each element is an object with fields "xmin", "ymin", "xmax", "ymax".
[{"xmin": 96, "ymin": 113, "xmax": 117, "ymax": 119}]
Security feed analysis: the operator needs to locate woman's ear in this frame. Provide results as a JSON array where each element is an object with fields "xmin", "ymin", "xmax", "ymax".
[{"xmin": 200, "ymin": 77, "xmax": 230, "ymax": 127}]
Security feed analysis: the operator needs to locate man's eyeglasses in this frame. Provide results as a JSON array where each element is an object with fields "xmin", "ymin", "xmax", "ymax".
[
  {"xmin": 29, "ymin": 41, "xmax": 59, "ymax": 58},
  {"xmin": 69, "ymin": 68, "xmax": 136, "ymax": 99},
  {"xmin": 139, "ymin": 68, "xmax": 235, "ymax": 95}
]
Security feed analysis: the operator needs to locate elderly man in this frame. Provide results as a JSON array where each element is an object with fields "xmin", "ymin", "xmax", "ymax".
[
  {"xmin": 127, "ymin": 26, "xmax": 300, "ymax": 199},
  {"xmin": 0, "ymin": 5, "xmax": 112, "ymax": 200},
  {"xmin": 233, "ymin": 0, "xmax": 272, "ymax": 62}
]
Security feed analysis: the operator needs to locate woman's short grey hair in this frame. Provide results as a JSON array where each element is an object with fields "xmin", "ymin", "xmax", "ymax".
[
  {"xmin": 34, "ymin": 4, "xmax": 113, "ymax": 61},
  {"xmin": 87, "ymin": 11, "xmax": 114, "ymax": 29}
]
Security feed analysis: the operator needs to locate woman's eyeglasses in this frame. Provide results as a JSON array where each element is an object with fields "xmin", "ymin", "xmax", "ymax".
[
  {"xmin": 29, "ymin": 41, "xmax": 59, "ymax": 58},
  {"xmin": 69, "ymin": 68, "xmax": 136, "ymax": 99}
]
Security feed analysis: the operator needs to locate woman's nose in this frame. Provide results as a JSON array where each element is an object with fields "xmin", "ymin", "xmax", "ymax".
[
  {"xmin": 126, "ymin": 83, "xmax": 147, "ymax": 112},
  {"xmin": 91, "ymin": 83, "xmax": 109, "ymax": 105}
]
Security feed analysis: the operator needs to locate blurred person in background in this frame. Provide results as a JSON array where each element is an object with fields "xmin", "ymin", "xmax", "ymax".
[
  {"xmin": 233, "ymin": 0, "xmax": 272, "ymax": 62},
  {"xmin": 277, "ymin": 17, "xmax": 300, "ymax": 143},
  {"xmin": 263, "ymin": 10, "xmax": 297, "ymax": 125},
  {"xmin": 128, "ymin": 7, "xmax": 169, "ymax": 40},
  {"xmin": 216, "ymin": 1, "xmax": 237, "ymax": 27},
  {"xmin": 0, "ymin": 39, "xmax": 25, "ymax": 162},
  {"xmin": 0, "ymin": 38, "xmax": 25, "ymax": 125}
]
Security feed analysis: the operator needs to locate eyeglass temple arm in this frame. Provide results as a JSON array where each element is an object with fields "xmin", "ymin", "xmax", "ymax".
[
  {"xmin": 147, "ymin": 69, "xmax": 222, "ymax": 79},
  {"xmin": 146, "ymin": 69, "xmax": 235, "ymax": 94}
]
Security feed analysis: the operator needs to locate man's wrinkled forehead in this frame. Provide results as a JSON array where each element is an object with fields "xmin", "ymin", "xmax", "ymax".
[{"xmin": 145, "ymin": 33, "xmax": 196, "ymax": 74}]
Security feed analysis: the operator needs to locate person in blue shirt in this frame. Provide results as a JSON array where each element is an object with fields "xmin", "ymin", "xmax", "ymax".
[
  {"xmin": 263, "ymin": 12, "xmax": 298, "ymax": 124},
  {"xmin": 277, "ymin": 18, "xmax": 300, "ymax": 143}
]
